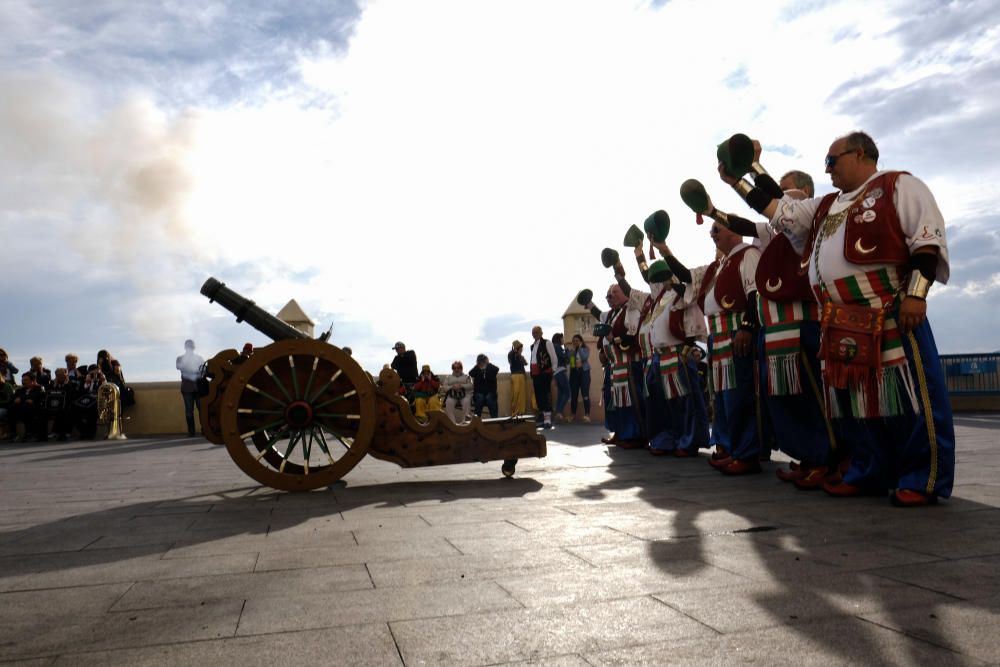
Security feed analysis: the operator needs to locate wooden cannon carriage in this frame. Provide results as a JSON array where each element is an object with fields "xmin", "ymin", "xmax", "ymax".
[{"xmin": 198, "ymin": 278, "xmax": 546, "ymax": 491}]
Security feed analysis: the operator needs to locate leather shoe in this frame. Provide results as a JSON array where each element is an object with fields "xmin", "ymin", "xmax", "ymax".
[
  {"xmin": 710, "ymin": 447, "xmax": 728, "ymax": 461},
  {"xmin": 616, "ymin": 439, "xmax": 646, "ymax": 450},
  {"xmin": 601, "ymin": 436, "xmax": 619, "ymax": 445},
  {"xmin": 775, "ymin": 466, "xmax": 803, "ymax": 482},
  {"xmin": 674, "ymin": 448, "xmax": 695, "ymax": 458},
  {"xmin": 708, "ymin": 455, "xmax": 732, "ymax": 470},
  {"xmin": 793, "ymin": 466, "xmax": 829, "ymax": 490},
  {"xmin": 891, "ymin": 489, "xmax": 937, "ymax": 507},
  {"xmin": 823, "ymin": 479, "xmax": 863, "ymax": 497},
  {"xmin": 722, "ymin": 458, "xmax": 762, "ymax": 475}
]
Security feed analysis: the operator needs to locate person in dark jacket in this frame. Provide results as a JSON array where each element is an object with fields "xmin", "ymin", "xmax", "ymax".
[{"xmin": 469, "ymin": 354, "xmax": 500, "ymax": 418}]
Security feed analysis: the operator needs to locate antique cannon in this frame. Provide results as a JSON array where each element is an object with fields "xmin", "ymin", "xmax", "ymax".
[{"xmin": 198, "ymin": 277, "xmax": 546, "ymax": 491}]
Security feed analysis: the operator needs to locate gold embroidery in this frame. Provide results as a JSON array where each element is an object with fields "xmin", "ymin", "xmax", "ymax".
[
  {"xmin": 855, "ymin": 238, "xmax": 877, "ymax": 255},
  {"xmin": 765, "ymin": 277, "xmax": 783, "ymax": 292},
  {"xmin": 720, "ymin": 296, "xmax": 736, "ymax": 309},
  {"xmin": 907, "ymin": 332, "xmax": 938, "ymax": 494}
]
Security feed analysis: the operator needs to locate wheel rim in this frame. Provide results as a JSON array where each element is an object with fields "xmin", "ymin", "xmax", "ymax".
[{"xmin": 220, "ymin": 339, "xmax": 375, "ymax": 491}]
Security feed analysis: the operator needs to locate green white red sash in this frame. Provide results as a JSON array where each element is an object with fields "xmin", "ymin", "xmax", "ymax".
[
  {"xmin": 656, "ymin": 346, "xmax": 688, "ymax": 399},
  {"xmin": 708, "ymin": 311, "xmax": 741, "ymax": 392},
  {"xmin": 758, "ymin": 298, "xmax": 819, "ymax": 396}
]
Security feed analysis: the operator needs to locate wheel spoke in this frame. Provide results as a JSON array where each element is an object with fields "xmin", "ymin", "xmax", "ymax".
[
  {"xmin": 254, "ymin": 426, "xmax": 290, "ymax": 460},
  {"xmin": 303, "ymin": 357, "xmax": 319, "ymax": 404},
  {"xmin": 237, "ymin": 408, "xmax": 284, "ymax": 416},
  {"xmin": 245, "ymin": 383, "xmax": 286, "ymax": 407},
  {"xmin": 312, "ymin": 389, "xmax": 358, "ymax": 411},
  {"xmin": 240, "ymin": 418, "xmax": 287, "ymax": 441},
  {"xmin": 308, "ymin": 369, "xmax": 343, "ymax": 403},
  {"xmin": 264, "ymin": 364, "xmax": 294, "ymax": 403},
  {"xmin": 317, "ymin": 421, "xmax": 355, "ymax": 450},
  {"xmin": 313, "ymin": 427, "xmax": 336, "ymax": 465},
  {"xmin": 289, "ymin": 355, "xmax": 301, "ymax": 399},
  {"xmin": 302, "ymin": 429, "xmax": 313, "ymax": 474},
  {"xmin": 316, "ymin": 412, "xmax": 362, "ymax": 420},
  {"xmin": 278, "ymin": 431, "xmax": 302, "ymax": 473}
]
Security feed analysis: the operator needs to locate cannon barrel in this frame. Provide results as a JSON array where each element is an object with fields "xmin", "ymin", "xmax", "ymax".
[{"xmin": 201, "ymin": 277, "xmax": 309, "ymax": 342}]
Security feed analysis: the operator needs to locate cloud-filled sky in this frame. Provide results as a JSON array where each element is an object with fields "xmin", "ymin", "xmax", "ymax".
[{"xmin": 2, "ymin": 0, "xmax": 999, "ymax": 380}]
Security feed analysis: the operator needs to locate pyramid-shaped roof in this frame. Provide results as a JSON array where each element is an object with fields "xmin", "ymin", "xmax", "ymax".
[
  {"xmin": 276, "ymin": 299, "xmax": 314, "ymax": 325},
  {"xmin": 562, "ymin": 299, "xmax": 592, "ymax": 319}
]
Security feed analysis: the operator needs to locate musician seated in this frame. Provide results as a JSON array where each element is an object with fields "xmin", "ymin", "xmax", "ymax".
[
  {"xmin": 10, "ymin": 372, "xmax": 46, "ymax": 442},
  {"xmin": 47, "ymin": 368, "xmax": 77, "ymax": 441},
  {"xmin": 0, "ymin": 374, "xmax": 14, "ymax": 440},
  {"xmin": 74, "ymin": 367, "xmax": 104, "ymax": 440},
  {"xmin": 28, "ymin": 356, "xmax": 52, "ymax": 388}
]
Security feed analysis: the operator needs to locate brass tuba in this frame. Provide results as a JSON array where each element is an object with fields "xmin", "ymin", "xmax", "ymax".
[{"xmin": 97, "ymin": 382, "xmax": 128, "ymax": 440}]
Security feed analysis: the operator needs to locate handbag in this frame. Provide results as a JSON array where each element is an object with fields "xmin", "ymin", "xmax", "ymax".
[{"xmin": 818, "ymin": 300, "xmax": 887, "ymax": 388}]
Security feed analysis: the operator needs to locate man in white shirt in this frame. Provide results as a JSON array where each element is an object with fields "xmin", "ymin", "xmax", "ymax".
[{"xmin": 176, "ymin": 339, "xmax": 205, "ymax": 437}]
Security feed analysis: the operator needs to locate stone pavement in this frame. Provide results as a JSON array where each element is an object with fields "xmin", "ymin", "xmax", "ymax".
[{"xmin": 1, "ymin": 415, "xmax": 999, "ymax": 666}]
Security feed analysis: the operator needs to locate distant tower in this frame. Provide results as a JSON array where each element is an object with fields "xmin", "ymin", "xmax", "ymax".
[
  {"xmin": 276, "ymin": 299, "xmax": 315, "ymax": 337},
  {"xmin": 562, "ymin": 299, "xmax": 596, "ymax": 344}
]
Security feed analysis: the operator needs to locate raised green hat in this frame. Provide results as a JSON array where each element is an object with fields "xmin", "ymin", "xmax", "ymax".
[
  {"xmin": 643, "ymin": 210, "xmax": 670, "ymax": 242},
  {"xmin": 623, "ymin": 224, "xmax": 644, "ymax": 248},
  {"xmin": 680, "ymin": 179, "xmax": 710, "ymax": 213},
  {"xmin": 716, "ymin": 132, "xmax": 755, "ymax": 179},
  {"xmin": 647, "ymin": 259, "xmax": 671, "ymax": 283},
  {"xmin": 592, "ymin": 322, "xmax": 611, "ymax": 337},
  {"xmin": 576, "ymin": 288, "xmax": 593, "ymax": 306},
  {"xmin": 601, "ymin": 247, "xmax": 620, "ymax": 268}
]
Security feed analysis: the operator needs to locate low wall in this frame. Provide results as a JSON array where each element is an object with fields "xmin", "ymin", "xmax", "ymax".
[{"xmin": 127, "ymin": 366, "xmax": 610, "ymax": 436}]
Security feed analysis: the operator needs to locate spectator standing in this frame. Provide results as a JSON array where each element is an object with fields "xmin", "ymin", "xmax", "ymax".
[
  {"xmin": 507, "ymin": 340, "xmax": 528, "ymax": 416},
  {"xmin": 441, "ymin": 360, "xmax": 473, "ymax": 424},
  {"xmin": 65, "ymin": 354, "xmax": 83, "ymax": 388},
  {"xmin": 0, "ymin": 349, "xmax": 18, "ymax": 383},
  {"xmin": 411, "ymin": 365, "xmax": 442, "ymax": 423},
  {"xmin": 470, "ymin": 354, "xmax": 500, "ymax": 418},
  {"xmin": 551, "ymin": 333, "xmax": 570, "ymax": 422},
  {"xmin": 47, "ymin": 368, "xmax": 76, "ymax": 440},
  {"xmin": 530, "ymin": 326, "xmax": 557, "ymax": 429},
  {"xmin": 75, "ymin": 367, "xmax": 103, "ymax": 439},
  {"xmin": 176, "ymin": 339, "xmax": 205, "ymax": 437},
  {"xmin": 390, "ymin": 342, "xmax": 419, "ymax": 386},
  {"xmin": 568, "ymin": 334, "xmax": 592, "ymax": 422}
]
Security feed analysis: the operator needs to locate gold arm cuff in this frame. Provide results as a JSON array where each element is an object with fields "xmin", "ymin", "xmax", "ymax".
[
  {"xmin": 709, "ymin": 208, "xmax": 730, "ymax": 225},
  {"xmin": 638, "ymin": 262, "xmax": 649, "ymax": 273},
  {"xmin": 750, "ymin": 161, "xmax": 768, "ymax": 178},
  {"xmin": 733, "ymin": 179, "xmax": 753, "ymax": 198},
  {"xmin": 906, "ymin": 271, "xmax": 932, "ymax": 300}
]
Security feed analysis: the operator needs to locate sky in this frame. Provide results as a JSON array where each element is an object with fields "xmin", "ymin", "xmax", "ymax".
[{"xmin": 2, "ymin": 0, "xmax": 999, "ymax": 380}]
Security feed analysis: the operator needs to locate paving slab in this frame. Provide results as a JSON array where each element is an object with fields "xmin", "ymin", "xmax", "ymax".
[{"xmin": 1, "ymin": 415, "xmax": 998, "ymax": 664}]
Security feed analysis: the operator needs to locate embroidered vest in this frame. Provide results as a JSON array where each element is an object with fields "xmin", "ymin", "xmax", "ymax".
[
  {"xmin": 711, "ymin": 246, "xmax": 752, "ymax": 313},
  {"xmin": 668, "ymin": 308, "xmax": 686, "ymax": 343},
  {"xmin": 801, "ymin": 171, "xmax": 911, "ymax": 275},
  {"xmin": 696, "ymin": 261, "xmax": 720, "ymax": 313},
  {"xmin": 756, "ymin": 233, "xmax": 816, "ymax": 302}
]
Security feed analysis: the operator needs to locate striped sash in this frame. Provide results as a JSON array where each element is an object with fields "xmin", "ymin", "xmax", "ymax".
[
  {"xmin": 708, "ymin": 311, "xmax": 741, "ymax": 392},
  {"xmin": 818, "ymin": 267, "xmax": 917, "ymax": 418},
  {"xmin": 657, "ymin": 347, "xmax": 688, "ymax": 399},
  {"xmin": 759, "ymin": 298, "xmax": 820, "ymax": 396}
]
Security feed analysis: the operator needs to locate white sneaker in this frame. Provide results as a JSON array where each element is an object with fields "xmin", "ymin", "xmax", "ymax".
[{"xmin": 582, "ymin": 415, "xmax": 591, "ymax": 423}]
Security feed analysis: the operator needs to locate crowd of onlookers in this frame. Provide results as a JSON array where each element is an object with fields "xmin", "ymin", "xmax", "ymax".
[
  {"xmin": 0, "ymin": 348, "xmax": 130, "ymax": 442},
  {"xmin": 387, "ymin": 331, "xmax": 663, "ymax": 427}
]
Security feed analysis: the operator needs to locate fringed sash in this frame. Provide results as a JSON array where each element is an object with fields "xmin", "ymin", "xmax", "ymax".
[
  {"xmin": 817, "ymin": 267, "xmax": 917, "ymax": 419},
  {"xmin": 759, "ymin": 298, "xmax": 819, "ymax": 396},
  {"xmin": 657, "ymin": 346, "xmax": 689, "ymax": 400},
  {"xmin": 708, "ymin": 311, "xmax": 741, "ymax": 393},
  {"xmin": 608, "ymin": 341, "xmax": 632, "ymax": 409}
]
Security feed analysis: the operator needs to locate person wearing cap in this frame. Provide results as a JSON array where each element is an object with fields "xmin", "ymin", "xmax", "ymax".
[
  {"xmin": 470, "ymin": 354, "xmax": 500, "ymax": 418},
  {"xmin": 663, "ymin": 219, "xmax": 765, "ymax": 475},
  {"xmin": 390, "ymin": 342, "xmax": 419, "ymax": 386},
  {"xmin": 441, "ymin": 360, "xmax": 473, "ymax": 423},
  {"xmin": 508, "ymin": 341, "xmax": 528, "ymax": 416},
  {"xmin": 720, "ymin": 131, "xmax": 954, "ymax": 506},
  {"xmin": 412, "ymin": 365, "xmax": 442, "ymax": 423},
  {"xmin": 176, "ymin": 339, "xmax": 205, "ymax": 437}
]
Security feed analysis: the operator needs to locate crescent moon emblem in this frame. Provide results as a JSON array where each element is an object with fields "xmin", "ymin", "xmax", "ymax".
[
  {"xmin": 799, "ymin": 256, "xmax": 810, "ymax": 270},
  {"xmin": 765, "ymin": 277, "xmax": 783, "ymax": 292},
  {"xmin": 855, "ymin": 238, "xmax": 877, "ymax": 255},
  {"xmin": 720, "ymin": 296, "xmax": 736, "ymax": 309}
]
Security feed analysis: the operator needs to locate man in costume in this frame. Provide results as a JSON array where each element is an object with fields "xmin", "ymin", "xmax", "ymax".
[
  {"xmin": 722, "ymin": 131, "xmax": 954, "ymax": 506},
  {"xmin": 688, "ymin": 169, "xmax": 836, "ymax": 488},
  {"xmin": 582, "ymin": 284, "xmax": 645, "ymax": 448},
  {"xmin": 666, "ymin": 222, "xmax": 764, "ymax": 474},
  {"xmin": 529, "ymin": 326, "xmax": 558, "ymax": 430}
]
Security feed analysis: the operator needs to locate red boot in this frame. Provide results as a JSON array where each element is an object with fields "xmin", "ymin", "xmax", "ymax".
[{"xmin": 721, "ymin": 458, "xmax": 762, "ymax": 476}]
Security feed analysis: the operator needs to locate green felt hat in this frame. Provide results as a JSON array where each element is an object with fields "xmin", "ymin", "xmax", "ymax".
[
  {"xmin": 647, "ymin": 259, "xmax": 672, "ymax": 283},
  {"xmin": 643, "ymin": 210, "xmax": 670, "ymax": 242},
  {"xmin": 592, "ymin": 322, "xmax": 611, "ymax": 337},
  {"xmin": 716, "ymin": 133, "xmax": 755, "ymax": 179},
  {"xmin": 576, "ymin": 288, "xmax": 593, "ymax": 306},
  {"xmin": 680, "ymin": 179, "xmax": 711, "ymax": 213},
  {"xmin": 601, "ymin": 247, "xmax": 620, "ymax": 268},
  {"xmin": 623, "ymin": 224, "xmax": 644, "ymax": 248}
]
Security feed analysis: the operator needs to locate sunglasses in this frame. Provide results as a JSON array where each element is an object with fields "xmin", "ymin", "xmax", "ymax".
[{"xmin": 824, "ymin": 149, "xmax": 856, "ymax": 169}]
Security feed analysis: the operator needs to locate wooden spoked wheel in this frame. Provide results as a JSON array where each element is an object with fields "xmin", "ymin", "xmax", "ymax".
[{"xmin": 219, "ymin": 339, "xmax": 376, "ymax": 491}]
